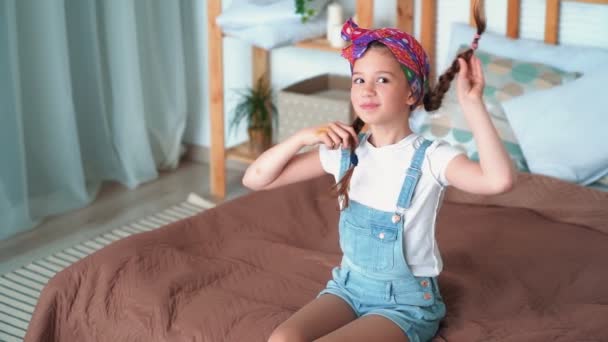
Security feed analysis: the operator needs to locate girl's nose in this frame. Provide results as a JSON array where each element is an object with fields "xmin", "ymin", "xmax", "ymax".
[{"xmin": 362, "ymin": 83, "xmax": 376, "ymax": 96}]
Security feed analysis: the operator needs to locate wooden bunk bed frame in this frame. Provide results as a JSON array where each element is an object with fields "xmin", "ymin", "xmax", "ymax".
[{"xmin": 206, "ymin": 0, "xmax": 607, "ymax": 199}]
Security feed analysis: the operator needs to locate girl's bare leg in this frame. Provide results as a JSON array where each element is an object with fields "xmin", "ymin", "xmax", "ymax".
[
  {"xmin": 315, "ymin": 314, "xmax": 409, "ymax": 342},
  {"xmin": 268, "ymin": 294, "xmax": 357, "ymax": 342}
]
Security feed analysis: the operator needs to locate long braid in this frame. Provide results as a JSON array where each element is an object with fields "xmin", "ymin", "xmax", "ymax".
[
  {"xmin": 423, "ymin": 0, "xmax": 486, "ymax": 112},
  {"xmin": 331, "ymin": 117, "xmax": 365, "ymax": 209}
]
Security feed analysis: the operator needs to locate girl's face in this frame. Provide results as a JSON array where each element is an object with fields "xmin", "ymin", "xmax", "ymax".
[{"xmin": 350, "ymin": 47, "xmax": 416, "ymax": 126}]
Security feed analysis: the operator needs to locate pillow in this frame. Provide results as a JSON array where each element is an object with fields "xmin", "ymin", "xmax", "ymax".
[
  {"xmin": 589, "ymin": 176, "xmax": 608, "ymax": 192},
  {"xmin": 468, "ymin": 46, "xmax": 581, "ymax": 102},
  {"xmin": 444, "ymin": 23, "xmax": 608, "ymax": 74},
  {"xmin": 502, "ymin": 68, "xmax": 608, "ymax": 185},
  {"xmin": 413, "ymin": 48, "xmax": 580, "ymax": 172},
  {"xmin": 216, "ymin": 0, "xmax": 330, "ymax": 30},
  {"xmin": 413, "ymin": 91, "xmax": 530, "ymax": 172},
  {"xmin": 219, "ymin": 13, "xmax": 326, "ymax": 50}
]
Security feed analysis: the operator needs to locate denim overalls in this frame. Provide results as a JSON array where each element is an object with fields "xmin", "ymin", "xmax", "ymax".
[{"xmin": 317, "ymin": 133, "xmax": 446, "ymax": 342}]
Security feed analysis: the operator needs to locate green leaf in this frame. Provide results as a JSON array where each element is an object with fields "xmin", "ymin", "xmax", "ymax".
[{"xmin": 228, "ymin": 77, "xmax": 277, "ymax": 137}]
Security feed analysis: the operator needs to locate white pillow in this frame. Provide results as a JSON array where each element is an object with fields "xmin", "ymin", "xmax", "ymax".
[
  {"xmin": 445, "ymin": 22, "xmax": 608, "ymax": 74},
  {"xmin": 216, "ymin": 0, "xmax": 330, "ymax": 30},
  {"xmin": 220, "ymin": 13, "xmax": 326, "ymax": 50},
  {"xmin": 502, "ymin": 68, "xmax": 608, "ymax": 185}
]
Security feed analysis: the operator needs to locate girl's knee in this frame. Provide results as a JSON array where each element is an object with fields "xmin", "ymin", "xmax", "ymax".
[{"xmin": 268, "ymin": 325, "xmax": 308, "ymax": 342}]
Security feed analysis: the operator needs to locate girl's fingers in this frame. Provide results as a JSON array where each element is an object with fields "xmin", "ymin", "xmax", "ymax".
[
  {"xmin": 314, "ymin": 127, "xmax": 334, "ymax": 148},
  {"xmin": 315, "ymin": 127, "xmax": 328, "ymax": 136},
  {"xmin": 467, "ymin": 56, "xmax": 483, "ymax": 91},
  {"xmin": 316, "ymin": 126, "xmax": 341, "ymax": 149},
  {"xmin": 334, "ymin": 121, "xmax": 359, "ymax": 145},
  {"xmin": 469, "ymin": 56, "xmax": 477, "ymax": 78},
  {"xmin": 457, "ymin": 58, "xmax": 468, "ymax": 91},
  {"xmin": 325, "ymin": 127, "xmax": 342, "ymax": 148},
  {"xmin": 458, "ymin": 57, "xmax": 467, "ymax": 75},
  {"xmin": 328, "ymin": 122, "xmax": 354, "ymax": 148},
  {"xmin": 469, "ymin": 58, "xmax": 477, "ymax": 80},
  {"xmin": 474, "ymin": 56, "xmax": 485, "ymax": 85},
  {"xmin": 320, "ymin": 134, "xmax": 334, "ymax": 149}
]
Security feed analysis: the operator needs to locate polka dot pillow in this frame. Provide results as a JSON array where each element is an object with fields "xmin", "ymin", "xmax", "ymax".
[
  {"xmin": 472, "ymin": 46, "xmax": 581, "ymax": 102},
  {"xmin": 416, "ymin": 92, "xmax": 530, "ymax": 171},
  {"xmin": 415, "ymin": 47, "xmax": 581, "ymax": 172}
]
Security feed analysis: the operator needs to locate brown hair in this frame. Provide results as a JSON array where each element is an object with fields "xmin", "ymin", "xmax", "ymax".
[
  {"xmin": 330, "ymin": 116, "xmax": 365, "ymax": 208},
  {"xmin": 423, "ymin": 0, "xmax": 486, "ymax": 111},
  {"xmin": 331, "ymin": 0, "xmax": 486, "ymax": 209}
]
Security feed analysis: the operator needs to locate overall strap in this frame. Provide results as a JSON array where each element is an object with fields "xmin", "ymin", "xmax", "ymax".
[
  {"xmin": 395, "ymin": 138, "xmax": 433, "ymax": 213},
  {"xmin": 338, "ymin": 132, "xmax": 368, "ymax": 179}
]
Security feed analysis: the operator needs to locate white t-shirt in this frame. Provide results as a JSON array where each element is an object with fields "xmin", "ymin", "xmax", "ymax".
[{"xmin": 318, "ymin": 133, "xmax": 464, "ymax": 277}]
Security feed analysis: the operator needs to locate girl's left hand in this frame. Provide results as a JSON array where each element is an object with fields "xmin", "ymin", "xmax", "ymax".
[{"xmin": 456, "ymin": 54, "xmax": 485, "ymax": 106}]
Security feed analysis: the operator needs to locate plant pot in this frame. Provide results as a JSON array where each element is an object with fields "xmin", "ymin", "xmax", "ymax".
[{"xmin": 248, "ymin": 127, "xmax": 272, "ymax": 154}]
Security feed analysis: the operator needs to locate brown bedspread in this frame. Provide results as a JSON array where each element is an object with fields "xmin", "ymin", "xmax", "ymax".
[{"xmin": 25, "ymin": 173, "xmax": 608, "ymax": 342}]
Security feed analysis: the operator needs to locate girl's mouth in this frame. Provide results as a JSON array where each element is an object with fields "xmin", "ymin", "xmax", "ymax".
[{"xmin": 359, "ymin": 103, "xmax": 380, "ymax": 110}]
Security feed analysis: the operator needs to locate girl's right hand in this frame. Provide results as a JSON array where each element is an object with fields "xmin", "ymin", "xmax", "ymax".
[{"xmin": 297, "ymin": 121, "xmax": 359, "ymax": 150}]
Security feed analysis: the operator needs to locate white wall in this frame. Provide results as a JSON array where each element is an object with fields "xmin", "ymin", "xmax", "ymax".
[{"xmin": 184, "ymin": 0, "xmax": 608, "ymax": 148}]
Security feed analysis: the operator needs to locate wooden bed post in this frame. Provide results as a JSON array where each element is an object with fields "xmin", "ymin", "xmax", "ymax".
[
  {"xmin": 506, "ymin": 0, "xmax": 521, "ymax": 38},
  {"xmin": 396, "ymin": 0, "xmax": 414, "ymax": 33},
  {"xmin": 545, "ymin": 0, "xmax": 560, "ymax": 44},
  {"xmin": 421, "ymin": 0, "xmax": 437, "ymax": 83},
  {"xmin": 253, "ymin": 46, "xmax": 271, "ymax": 141},
  {"xmin": 253, "ymin": 47, "xmax": 270, "ymax": 87},
  {"xmin": 356, "ymin": 0, "xmax": 374, "ymax": 28},
  {"xmin": 208, "ymin": 0, "xmax": 226, "ymax": 199}
]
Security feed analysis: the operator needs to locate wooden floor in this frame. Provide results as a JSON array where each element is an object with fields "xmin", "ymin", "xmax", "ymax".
[{"xmin": 0, "ymin": 160, "xmax": 250, "ymax": 268}]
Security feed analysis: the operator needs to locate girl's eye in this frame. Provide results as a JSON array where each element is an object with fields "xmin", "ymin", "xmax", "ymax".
[{"xmin": 352, "ymin": 77, "xmax": 389, "ymax": 84}]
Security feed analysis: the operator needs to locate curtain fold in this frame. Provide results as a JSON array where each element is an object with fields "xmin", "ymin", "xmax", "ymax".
[{"xmin": 0, "ymin": 0, "xmax": 200, "ymax": 240}]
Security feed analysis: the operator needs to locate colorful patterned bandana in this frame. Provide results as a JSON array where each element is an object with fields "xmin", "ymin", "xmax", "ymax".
[{"xmin": 340, "ymin": 18, "xmax": 430, "ymax": 108}]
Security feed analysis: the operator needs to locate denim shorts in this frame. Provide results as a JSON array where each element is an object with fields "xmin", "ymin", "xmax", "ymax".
[{"xmin": 317, "ymin": 267, "xmax": 446, "ymax": 342}]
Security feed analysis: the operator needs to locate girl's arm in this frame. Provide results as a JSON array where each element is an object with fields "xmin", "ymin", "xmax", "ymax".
[
  {"xmin": 242, "ymin": 122, "xmax": 359, "ymax": 191},
  {"xmin": 444, "ymin": 55, "xmax": 517, "ymax": 195}
]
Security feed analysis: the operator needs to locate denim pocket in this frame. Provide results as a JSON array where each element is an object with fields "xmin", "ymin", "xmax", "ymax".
[{"xmin": 340, "ymin": 218, "xmax": 398, "ymax": 272}]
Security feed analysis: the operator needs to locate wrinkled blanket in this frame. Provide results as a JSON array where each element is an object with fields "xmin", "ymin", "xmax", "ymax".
[{"xmin": 25, "ymin": 173, "xmax": 608, "ymax": 342}]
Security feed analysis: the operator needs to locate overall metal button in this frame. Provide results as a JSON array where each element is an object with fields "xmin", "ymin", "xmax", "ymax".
[
  {"xmin": 378, "ymin": 232, "xmax": 385, "ymax": 239},
  {"xmin": 423, "ymin": 292, "xmax": 432, "ymax": 300},
  {"xmin": 391, "ymin": 214, "xmax": 401, "ymax": 223},
  {"xmin": 420, "ymin": 280, "xmax": 429, "ymax": 288}
]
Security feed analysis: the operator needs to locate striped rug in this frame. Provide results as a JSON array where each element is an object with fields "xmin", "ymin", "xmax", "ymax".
[{"xmin": 0, "ymin": 193, "xmax": 214, "ymax": 342}]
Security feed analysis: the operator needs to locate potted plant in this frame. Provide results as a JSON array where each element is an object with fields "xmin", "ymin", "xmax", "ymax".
[
  {"xmin": 228, "ymin": 77, "xmax": 278, "ymax": 154},
  {"xmin": 295, "ymin": 0, "xmax": 318, "ymax": 22}
]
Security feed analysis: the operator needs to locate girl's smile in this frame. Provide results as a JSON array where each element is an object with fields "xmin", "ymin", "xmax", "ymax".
[{"xmin": 359, "ymin": 102, "xmax": 380, "ymax": 110}]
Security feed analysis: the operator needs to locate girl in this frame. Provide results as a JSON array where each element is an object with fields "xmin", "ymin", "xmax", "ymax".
[{"xmin": 242, "ymin": 3, "xmax": 516, "ymax": 341}]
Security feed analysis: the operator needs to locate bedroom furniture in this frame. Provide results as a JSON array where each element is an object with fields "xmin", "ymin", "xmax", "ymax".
[
  {"xmin": 206, "ymin": 0, "xmax": 603, "ymax": 199},
  {"xmin": 24, "ymin": 173, "xmax": 608, "ymax": 341},
  {"xmin": 207, "ymin": 0, "xmax": 415, "ymax": 198}
]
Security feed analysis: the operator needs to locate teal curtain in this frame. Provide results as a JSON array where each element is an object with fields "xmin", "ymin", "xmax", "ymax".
[{"xmin": 0, "ymin": 0, "xmax": 200, "ymax": 240}]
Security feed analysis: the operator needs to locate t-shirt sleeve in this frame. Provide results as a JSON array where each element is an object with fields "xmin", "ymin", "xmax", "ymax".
[
  {"xmin": 318, "ymin": 144, "xmax": 342, "ymax": 178},
  {"xmin": 426, "ymin": 140, "xmax": 465, "ymax": 187}
]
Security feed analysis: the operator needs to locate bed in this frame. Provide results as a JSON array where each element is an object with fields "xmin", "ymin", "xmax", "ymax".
[
  {"xmin": 24, "ymin": 173, "xmax": 608, "ymax": 341},
  {"xmin": 25, "ymin": 0, "xmax": 608, "ymax": 341}
]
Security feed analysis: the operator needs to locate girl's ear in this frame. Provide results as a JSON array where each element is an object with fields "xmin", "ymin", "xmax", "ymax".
[{"xmin": 405, "ymin": 91, "xmax": 416, "ymax": 106}]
